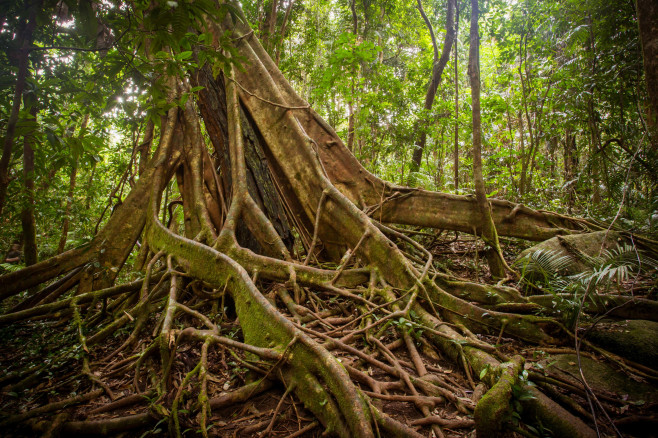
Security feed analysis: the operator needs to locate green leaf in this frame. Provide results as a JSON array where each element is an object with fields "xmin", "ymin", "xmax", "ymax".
[{"xmin": 176, "ymin": 51, "xmax": 193, "ymax": 61}]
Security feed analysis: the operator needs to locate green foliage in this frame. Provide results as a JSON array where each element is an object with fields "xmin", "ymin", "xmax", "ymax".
[
  {"xmin": 573, "ymin": 243, "xmax": 658, "ymax": 291},
  {"xmin": 517, "ymin": 243, "xmax": 658, "ymax": 327}
]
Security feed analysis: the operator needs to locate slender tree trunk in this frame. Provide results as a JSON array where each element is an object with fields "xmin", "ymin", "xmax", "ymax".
[
  {"xmin": 587, "ymin": 113, "xmax": 602, "ymax": 204},
  {"xmin": 21, "ymin": 91, "xmax": 38, "ymax": 266},
  {"xmin": 468, "ymin": 0, "xmax": 506, "ymax": 279},
  {"xmin": 636, "ymin": 0, "xmax": 658, "ymax": 129},
  {"xmin": 57, "ymin": 164, "xmax": 77, "ymax": 254},
  {"xmin": 410, "ymin": 0, "xmax": 456, "ymax": 175},
  {"xmin": 347, "ymin": 99, "xmax": 355, "ymax": 152},
  {"xmin": 564, "ymin": 129, "xmax": 577, "ymax": 214},
  {"xmin": 346, "ymin": 0, "xmax": 358, "ymax": 153},
  {"xmin": 138, "ymin": 120, "xmax": 154, "ymax": 176},
  {"xmin": 350, "ymin": 0, "xmax": 357, "ymax": 34},
  {"xmin": 57, "ymin": 115, "xmax": 88, "ymax": 254},
  {"xmin": 504, "ymin": 104, "xmax": 518, "ymax": 194},
  {"xmin": 261, "ymin": 0, "xmax": 279, "ymax": 51},
  {"xmin": 517, "ymin": 33, "xmax": 534, "ymax": 197},
  {"xmin": 377, "ymin": 6, "xmax": 384, "ymax": 64},
  {"xmin": 85, "ymin": 162, "xmax": 97, "ymax": 210},
  {"xmin": 0, "ymin": 0, "xmax": 39, "ymax": 216},
  {"xmin": 454, "ymin": 3, "xmax": 459, "ymax": 191},
  {"xmin": 517, "ymin": 111, "xmax": 527, "ymax": 198},
  {"xmin": 587, "ymin": 14, "xmax": 601, "ymax": 205},
  {"xmin": 274, "ymin": 0, "xmax": 296, "ymax": 65},
  {"xmin": 469, "ymin": 1, "xmax": 485, "ymax": 208},
  {"xmin": 549, "ymin": 136, "xmax": 557, "ymax": 181}
]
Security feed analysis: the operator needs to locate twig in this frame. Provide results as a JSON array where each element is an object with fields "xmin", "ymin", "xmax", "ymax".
[
  {"xmin": 262, "ymin": 382, "xmax": 296, "ymax": 436},
  {"xmin": 331, "ymin": 230, "xmax": 369, "ymax": 284},
  {"xmin": 283, "ymin": 421, "xmax": 319, "ymax": 438}
]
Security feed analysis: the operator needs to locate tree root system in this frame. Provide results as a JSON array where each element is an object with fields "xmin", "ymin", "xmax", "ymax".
[{"xmin": 1, "ymin": 4, "xmax": 656, "ymax": 437}]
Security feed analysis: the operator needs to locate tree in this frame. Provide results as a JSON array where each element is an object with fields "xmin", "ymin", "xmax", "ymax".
[
  {"xmin": 0, "ymin": 0, "xmax": 39, "ymax": 216},
  {"xmin": 0, "ymin": 1, "xmax": 655, "ymax": 437},
  {"xmin": 409, "ymin": 0, "xmax": 455, "ymax": 177},
  {"xmin": 636, "ymin": 0, "xmax": 658, "ymax": 128},
  {"xmin": 467, "ymin": 0, "xmax": 508, "ymax": 280}
]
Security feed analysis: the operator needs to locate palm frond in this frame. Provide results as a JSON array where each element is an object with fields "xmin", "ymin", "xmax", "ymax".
[
  {"xmin": 516, "ymin": 249, "xmax": 578, "ymax": 290},
  {"xmin": 568, "ymin": 243, "xmax": 656, "ymax": 292}
]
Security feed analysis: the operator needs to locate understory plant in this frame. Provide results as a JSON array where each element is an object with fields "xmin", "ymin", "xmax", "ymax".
[{"xmin": 516, "ymin": 242, "xmax": 658, "ymax": 328}]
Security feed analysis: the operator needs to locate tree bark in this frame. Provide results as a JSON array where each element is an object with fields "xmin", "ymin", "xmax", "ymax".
[
  {"xmin": 0, "ymin": 4, "xmax": 617, "ymax": 437},
  {"xmin": 261, "ymin": 0, "xmax": 279, "ymax": 52},
  {"xmin": 517, "ymin": 29, "xmax": 533, "ymax": 197},
  {"xmin": 587, "ymin": 13, "xmax": 601, "ymax": 205},
  {"xmin": 517, "ymin": 110, "xmax": 527, "ymax": 198},
  {"xmin": 138, "ymin": 120, "xmax": 154, "ymax": 176},
  {"xmin": 346, "ymin": 0, "xmax": 358, "ymax": 153},
  {"xmin": 57, "ymin": 163, "xmax": 78, "ymax": 254}
]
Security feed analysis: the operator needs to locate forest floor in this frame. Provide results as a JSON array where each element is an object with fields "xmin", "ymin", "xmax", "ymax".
[{"xmin": 0, "ymin": 232, "xmax": 656, "ymax": 438}]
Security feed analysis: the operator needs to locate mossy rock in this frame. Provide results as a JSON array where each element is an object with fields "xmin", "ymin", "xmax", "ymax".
[
  {"xmin": 543, "ymin": 354, "xmax": 658, "ymax": 405},
  {"xmin": 515, "ymin": 231, "xmax": 626, "ymax": 275},
  {"xmin": 587, "ymin": 319, "xmax": 658, "ymax": 370}
]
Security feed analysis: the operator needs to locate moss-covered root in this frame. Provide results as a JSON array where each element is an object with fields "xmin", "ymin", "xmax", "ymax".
[
  {"xmin": 522, "ymin": 387, "xmax": 597, "ymax": 438},
  {"xmin": 472, "ymin": 354, "xmax": 596, "ymax": 438},
  {"xmin": 415, "ymin": 305, "xmax": 597, "ymax": 438},
  {"xmin": 474, "ymin": 356, "xmax": 523, "ymax": 437},
  {"xmin": 147, "ymin": 220, "xmax": 374, "ymax": 437}
]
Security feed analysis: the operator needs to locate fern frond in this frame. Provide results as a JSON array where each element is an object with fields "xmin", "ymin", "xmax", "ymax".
[
  {"xmin": 0, "ymin": 263, "xmax": 24, "ymax": 273},
  {"xmin": 573, "ymin": 243, "xmax": 657, "ymax": 292},
  {"xmin": 517, "ymin": 249, "xmax": 577, "ymax": 279},
  {"xmin": 516, "ymin": 249, "xmax": 579, "ymax": 295}
]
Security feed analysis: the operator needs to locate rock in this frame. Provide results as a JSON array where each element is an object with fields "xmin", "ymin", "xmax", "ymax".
[
  {"xmin": 515, "ymin": 231, "xmax": 626, "ymax": 275},
  {"xmin": 543, "ymin": 354, "xmax": 657, "ymax": 405},
  {"xmin": 587, "ymin": 319, "xmax": 658, "ymax": 370}
]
